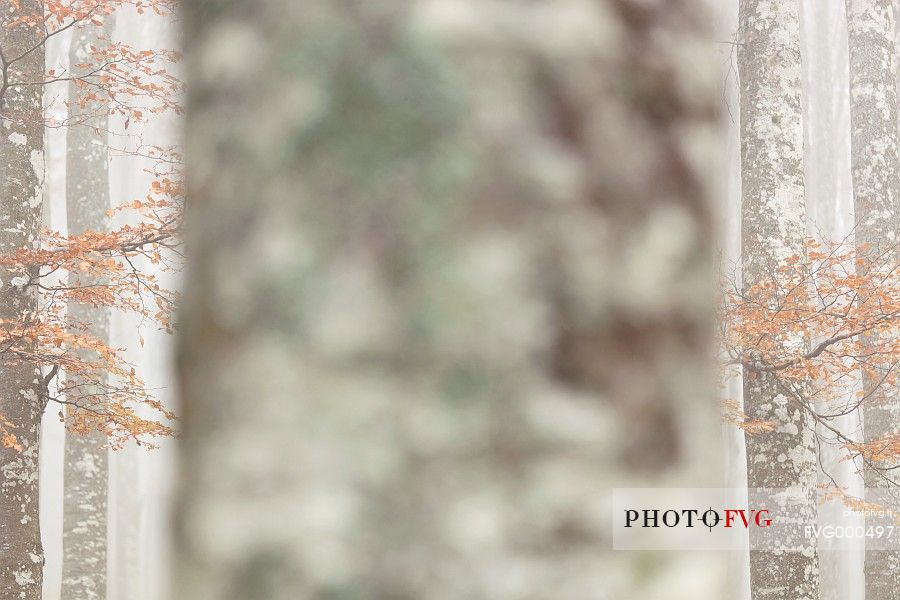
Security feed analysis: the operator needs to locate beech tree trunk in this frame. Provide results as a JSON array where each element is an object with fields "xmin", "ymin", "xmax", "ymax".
[
  {"xmin": 61, "ymin": 19, "xmax": 113, "ymax": 600},
  {"xmin": 0, "ymin": 2, "xmax": 45, "ymax": 599},
  {"xmin": 738, "ymin": 1, "xmax": 818, "ymax": 598},
  {"xmin": 109, "ymin": 448, "xmax": 142, "ymax": 600},
  {"xmin": 845, "ymin": 1, "xmax": 900, "ymax": 597},
  {"xmin": 176, "ymin": 1, "xmax": 722, "ymax": 599}
]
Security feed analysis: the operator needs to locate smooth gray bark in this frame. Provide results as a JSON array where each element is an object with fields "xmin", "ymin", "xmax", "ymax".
[
  {"xmin": 0, "ymin": 2, "xmax": 45, "ymax": 598},
  {"xmin": 845, "ymin": 1, "xmax": 900, "ymax": 597},
  {"xmin": 61, "ymin": 19, "xmax": 113, "ymax": 600},
  {"xmin": 176, "ymin": 1, "xmax": 723, "ymax": 599},
  {"xmin": 738, "ymin": 1, "xmax": 818, "ymax": 598}
]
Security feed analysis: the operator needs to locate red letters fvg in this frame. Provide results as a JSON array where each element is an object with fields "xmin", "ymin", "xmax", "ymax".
[{"xmin": 724, "ymin": 509, "xmax": 772, "ymax": 528}]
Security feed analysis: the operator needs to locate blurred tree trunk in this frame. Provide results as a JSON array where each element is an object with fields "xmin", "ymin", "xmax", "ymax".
[
  {"xmin": 175, "ymin": 1, "xmax": 722, "ymax": 599},
  {"xmin": 61, "ymin": 18, "xmax": 113, "ymax": 600},
  {"xmin": 0, "ymin": 2, "xmax": 45, "ymax": 598},
  {"xmin": 845, "ymin": 1, "xmax": 900, "ymax": 597},
  {"xmin": 738, "ymin": 1, "xmax": 818, "ymax": 599}
]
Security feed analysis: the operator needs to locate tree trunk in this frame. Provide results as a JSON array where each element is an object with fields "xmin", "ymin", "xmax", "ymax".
[
  {"xmin": 109, "ymin": 447, "xmax": 142, "ymax": 600},
  {"xmin": 0, "ymin": 2, "xmax": 45, "ymax": 599},
  {"xmin": 845, "ymin": 1, "xmax": 900, "ymax": 597},
  {"xmin": 61, "ymin": 19, "xmax": 113, "ymax": 600},
  {"xmin": 175, "ymin": 1, "xmax": 723, "ymax": 599},
  {"xmin": 738, "ymin": 1, "xmax": 818, "ymax": 599}
]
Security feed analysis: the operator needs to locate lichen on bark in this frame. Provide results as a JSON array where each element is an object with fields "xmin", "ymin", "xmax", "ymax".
[
  {"xmin": 738, "ymin": 0, "xmax": 819, "ymax": 598},
  {"xmin": 845, "ymin": 1, "xmax": 900, "ymax": 597},
  {"xmin": 0, "ymin": 2, "xmax": 46, "ymax": 598}
]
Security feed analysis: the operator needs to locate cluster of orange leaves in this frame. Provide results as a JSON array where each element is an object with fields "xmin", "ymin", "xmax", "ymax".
[
  {"xmin": 17, "ymin": 0, "xmax": 174, "ymax": 29},
  {"xmin": 721, "ymin": 399, "xmax": 776, "ymax": 436},
  {"xmin": 0, "ymin": 178, "xmax": 182, "ymax": 449},
  {"xmin": 720, "ymin": 237, "xmax": 900, "ymax": 470},
  {"xmin": 6, "ymin": 1, "xmax": 181, "ymax": 129},
  {"xmin": 66, "ymin": 40, "xmax": 182, "ymax": 122}
]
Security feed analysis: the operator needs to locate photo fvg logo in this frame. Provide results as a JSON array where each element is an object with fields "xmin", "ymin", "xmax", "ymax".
[
  {"xmin": 624, "ymin": 507, "xmax": 773, "ymax": 531},
  {"xmin": 613, "ymin": 488, "xmax": 900, "ymax": 551},
  {"xmin": 612, "ymin": 488, "xmax": 815, "ymax": 551}
]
